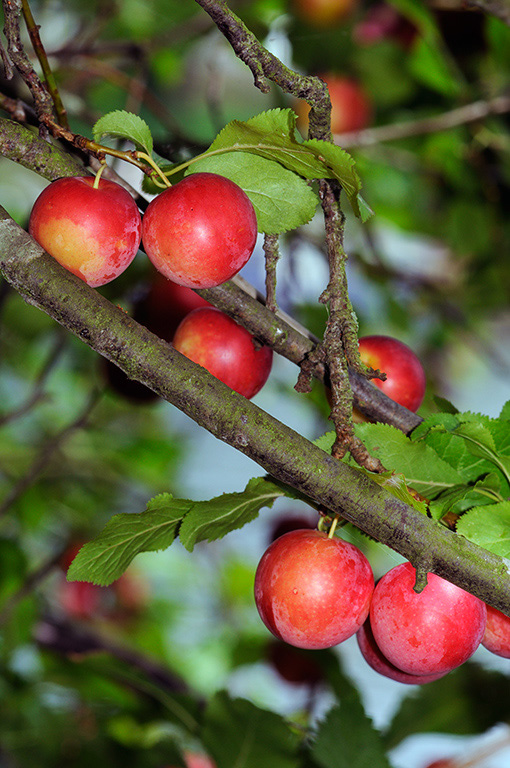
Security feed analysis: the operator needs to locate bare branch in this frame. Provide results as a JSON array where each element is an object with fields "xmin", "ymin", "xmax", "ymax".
[{"xmin": 337, "ymin": 95, "xmax": 510, "ymax": 148}]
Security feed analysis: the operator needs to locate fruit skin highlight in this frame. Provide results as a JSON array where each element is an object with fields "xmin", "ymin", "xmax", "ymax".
[
  {"xmin": 358, "ymin": 334, "xmax": 426, "ymax": 412},
  {"xmin": 29, "ymin": 176, "xmax": 142, "ymax": 287},
  {"xmin": 142, "ymin": 172, "xmax": 258, "ymax": 289},
  {"xmin": 173, "ymin": 306, "xmax": 273, "ymax": 399},
  {"xmin": 254, "ymin": 529, "xmax": 374, "ymax": 650},
  {"xmin": 370, "ymin": 562, "xmax": 487, "ymax": 676}
]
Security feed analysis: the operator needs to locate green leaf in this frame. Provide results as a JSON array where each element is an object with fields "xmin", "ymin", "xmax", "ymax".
[
  {"xmin": 429, "ymin": 473, "xmax": 504, "ymax": 521},
  {"xmin": 202, "ymin": 691, "xmax": 300, "ymax": 768},
  {"xmin": 383, "ymin": 663, "xmax": 510, "ymax": 749},
  {"xmin": 413, "ymin": 412, "xmax": 510, "ymax": 491},
  {"xmin": 455, "ymin": 501, "xmax": 510, "ymax": 558},
  {"xmin": 312, "ymin": 684, "xmax": 392, "ymax": 768},
  {"xmin": 500, "ymin": 400, "xmax": 510, "ymax": 420},
  {"xmin": 93, "ymin": 109, "xmax": 153, "ymax": 155},
  {"xmin": 187, "ymin": 151, "xmax": 318, "ymax": 234},
  {"xmin": 187, "ymin": 108, "xmax": 366, "ymax": 224},
  {"xmin": 433, "ymin": 395, "xmax": 460, "ymax": 414},
  {"xmin": 179, "ymin": 476, "xmax": 284, "ymax": 551},
  {"xmin": 352, "ymin": 423, "xmax": 464, "ymax": 498},
  {"xmin": 67, "ymin": 493, "xmax": 190, "ymax": 586}
]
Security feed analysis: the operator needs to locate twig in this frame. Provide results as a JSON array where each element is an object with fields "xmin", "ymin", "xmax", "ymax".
[
  {"xmin": 263, "ymin": 234, "xmax": 280, "ymax": 313},
  {"xmin": 0, "ymin": 546, "xmax": 68, "ymax": 627},
  {"xmin": 21, "ymin": 0, "xmax": 69, "ymax": 128},
  {"xmin": 336, "ymin": 95, "xmax": 510, "ymax": 148},
  {"xmin": 0, "ymin": 330, "xmax": 67, "ymax": 427},
  {"xmin": 35, "ymin": 614, "xmax": 191, "ymax": 696},
  {"xmin": 0, "ymin": 389, "xmax": 101, "ymax": 519},
  {"xmin": 2, "ymin": 0, "xmax": 55, "ymax": 123}
]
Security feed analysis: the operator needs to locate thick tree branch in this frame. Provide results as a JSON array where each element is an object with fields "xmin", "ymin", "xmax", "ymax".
[
  {"xmin": 0, "ymin": 210, "xmax": 509, "ymax": 615},
  {"xmin": 0, "ymin": 118, "xmax": 422, "ymax": 432}
]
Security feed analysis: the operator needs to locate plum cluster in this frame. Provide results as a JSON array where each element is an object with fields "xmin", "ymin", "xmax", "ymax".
[
  {"xmin": 29, "ymin": 172, "xmax": 272, "ymax": 400},
  {"xmin": 254, "ymin": 528, "xmax": 509, "ymax": 685}
]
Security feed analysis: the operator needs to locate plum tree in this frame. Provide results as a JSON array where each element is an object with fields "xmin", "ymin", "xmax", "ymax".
[
  {"xmin": 370, "ymin": 562, "xmax": 487, "ymax": 676},
  {"xmin": 29, "ymin": 176, "xmax": 142, "ymax": 287},
  {"xmin": 142, "ymin": 173, "xmax": 258, "ymax": 289},
  {"xmin": 254, "ymin": 529, "xmax": 374, "ymax": 649},
  {"xmin": 358, "ymin": 335, "xmax": 426, "ymax": 412},
  {"xmin": 173, "ymin": 306, "xmax": 273, "ymax": 399}
]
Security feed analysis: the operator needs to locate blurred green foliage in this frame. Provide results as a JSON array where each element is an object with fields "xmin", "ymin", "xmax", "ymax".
[{"xmin": 0, "ymin": 0, "xmax": 509, "ymax": 765}]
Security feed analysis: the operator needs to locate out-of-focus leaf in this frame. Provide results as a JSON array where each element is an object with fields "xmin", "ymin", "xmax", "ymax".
[
  {"xmin": 202, "ymin": 691, "xmax": 300, "ymax": 768},
  {"xmin": 383, "ymin": 664, "xmax": 510, "ymax": 749},
  {"xmin": 311, "ymin": 655, "xmax": 392, "ymax": 768}
]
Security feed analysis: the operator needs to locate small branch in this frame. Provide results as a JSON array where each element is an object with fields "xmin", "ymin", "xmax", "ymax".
[
  {"xmin": 21, "ymin": 0, "xmax": 69, "ymax": 128},
  {"xmin": 0, "ymin": 329, "xmax": 67, "ymax": 426},
  {"xmin": 2, "ymin": 0, "xmax": 55, "ymax": 122},
  {"xmin": 0, "ymin": 388, "xmax": 101, "ymax": 519},
  {"xmin": 0, "ymin": 547, "xmax": 68, "ymax": 627},
  {"xmin": 35, "ymin": 614, "xmax": 190, "ymax": 696},
  {"xmin": 336, "ymin": 95, "xmax": 510, "ymax": 148},
  {"xmin": 194, "ymin": 0, "xmax": 332, "ymax": 140},
  {"xmin": 263, "ymin": 234, "xmax": 280, "ymax": 313},
  {"xmin": 199, "ymin": 278, "xmax": 422, "ymax": 434},
  {"xmin": 466, "ymin": 0, "xmax": 510, "ymax": 25}
]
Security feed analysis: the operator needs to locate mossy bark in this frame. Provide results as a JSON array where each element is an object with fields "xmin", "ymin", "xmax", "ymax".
[{"xmin": 0, "ymin": 207, "xmax": 509, "ymax": 615}]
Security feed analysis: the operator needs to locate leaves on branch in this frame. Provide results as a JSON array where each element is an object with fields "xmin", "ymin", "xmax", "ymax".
[
  {"xmin": 68, "ymin": 478, "xmax": 284, "ymax": 585},
  {"xmin": 67, "ymin": 493, "xmax": 190, "ymax": 586},
  {"xmin": 188, "ymin": 108, "xmax": 370, "ymax": 226}
]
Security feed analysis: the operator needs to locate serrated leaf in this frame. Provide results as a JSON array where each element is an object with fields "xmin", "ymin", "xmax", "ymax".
[
  {"xmin": 500, "ymin": 400, "xmax": 510, "ymax": 420},
  {"xmin": 301, "ymin": 137, "xmax": 363, "ymax": 215},
  {"xmin": 93, "ymin": 109, "xmax": 153, "ymax": 155},
  {"xmin": 351, "ymin": 423, "xmax": 464, "ymax": 498},
  {"xmin": 413, "ymin": 412, "xmax": 510, "ymax": 491},
  {"xmin": 433, "ymin": 396, "xmax": 460, "ymax": 414},
  {"xmin": 314, "ymin": 431, "xmax": 427, "ymax": 514},
  {"xmin": 178, "ymin": 477, "xmax": 285, "ymax": 551},
  {"xmin": 312, "ymin": 697, "xmax": 391, "ymax": 768},
  {"xmin": 455, "ymin": 501, "xmax": 510, "ymax": 558},
  {"xmin": 67, "ymin": 494, "xmax": 190, "ymax": 585},
  {"xmin": 188, "ymin": 108, "xmax": 365, "ymax": 221},
  {"xmin": 202, "ymin": 691, "xmax": 300, "ymax": 768},
  {"xmin": 187, "ymin": 151, "xmax": 318, "ymax": 234},
  {"xmin": 429, "ymin": 473, "xmax": 504, "ymax": 521}
]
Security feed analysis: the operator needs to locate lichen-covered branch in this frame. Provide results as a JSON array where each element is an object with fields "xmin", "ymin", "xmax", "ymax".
[
  {"xmin": 0, "ymin": 208, "xmax": 508, "ymax": 615},
  {"xmin": 194, "ymin": 0, "xmax": 332, "ymax": 139}
]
